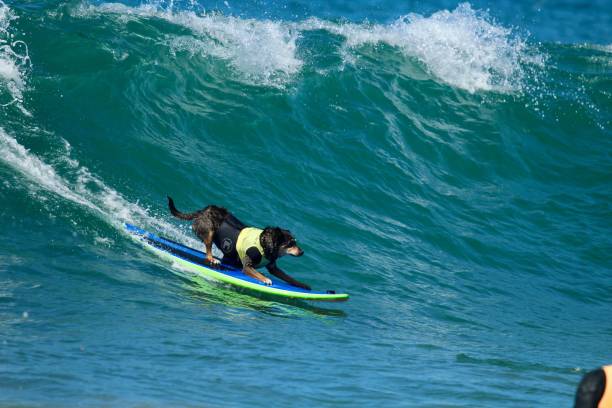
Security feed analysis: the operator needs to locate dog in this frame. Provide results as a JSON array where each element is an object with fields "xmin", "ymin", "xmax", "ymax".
[{"xmin": 167, "ymin": 197, "xmax": 310, "ymax": 290}]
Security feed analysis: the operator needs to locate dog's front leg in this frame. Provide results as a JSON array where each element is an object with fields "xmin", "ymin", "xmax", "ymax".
[
  {"xmin": 242, "ymin": 257, "xmax": 272, "ymax": 285},
  {"xmin": 266, "ymin": 263, "xmax": 311, "ymax": 290}
]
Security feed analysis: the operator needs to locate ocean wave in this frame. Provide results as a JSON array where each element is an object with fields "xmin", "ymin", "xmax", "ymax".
[
  {"xmin": 69, "ymin": 1, "xmax": 542, "ymax": 93},
  {"xmin": 298, "ymin": 3, "xmax": 544, "ymax": 93},
  {"xmin": 0, "ymin": 1, "xmax": 31, "ymax": 114},
  {"xmin": 591, "ymin": 44, "xmax": 612, "ymax": 53},
  {"xmin": 0, "ymin": 128, "xmax": 201, "ymax": 248},
  {"xmin": 71, "ymin": 2, "xmax": 302, "ymax": 88}
]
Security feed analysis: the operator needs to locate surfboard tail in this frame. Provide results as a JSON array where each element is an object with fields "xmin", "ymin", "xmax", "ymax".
[{"xmin": 167, "ymin": 196, "xmax": 199, "ymax": 221}]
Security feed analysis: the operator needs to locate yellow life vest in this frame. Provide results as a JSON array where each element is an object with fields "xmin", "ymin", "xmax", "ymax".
[{"xmin": 236, "ymin": 227, "xmax": 270, "ymax": 267}]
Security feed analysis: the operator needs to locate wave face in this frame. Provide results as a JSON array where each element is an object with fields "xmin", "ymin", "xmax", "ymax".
[{"xmin": 1, "ymin": 0, "xmax": 610, "ymax": 406}]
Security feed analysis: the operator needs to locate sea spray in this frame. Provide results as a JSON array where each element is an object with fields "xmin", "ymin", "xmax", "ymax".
[
  {"xmin": 0, "ymin": 0, "xmax": 30, "ymax": 113},
  {"xmin": 70, "ymin": 2, "xmax": 544, "ymax": 93},
  {"xmin": 0, "ymin": 129, "xmax": 202, "ymax": 248},
  {"xmin": 298, "ymin": 3, "xmax": 545, "ymax": 93},
  {"xmin": 71, "ymin": 2, "xmax": 302, "ymax": 87}
]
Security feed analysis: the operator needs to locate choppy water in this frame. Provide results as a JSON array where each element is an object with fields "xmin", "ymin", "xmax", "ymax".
[{"xmin": 1, "ymin": 0, "xmax": 610, "ymax": 406}]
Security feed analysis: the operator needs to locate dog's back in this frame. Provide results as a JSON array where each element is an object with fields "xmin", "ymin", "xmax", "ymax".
[{"xmin": 167, "ymin": 196, "xmax": 232, "ymax": 239}]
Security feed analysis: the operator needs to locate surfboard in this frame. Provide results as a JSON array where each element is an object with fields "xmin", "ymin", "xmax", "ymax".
[{"xmin": 125, "ymin": 223, "xmax": 349, "ymax": 302}]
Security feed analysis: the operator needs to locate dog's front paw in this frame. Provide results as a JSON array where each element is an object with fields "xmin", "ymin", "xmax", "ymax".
[
  {"xmin": 206, "ymin": 257, "xmax": 220, "ymax": 266},
  {"xmin": 262, "ymin": 277, "xmax": 272, "ymax": 286}
]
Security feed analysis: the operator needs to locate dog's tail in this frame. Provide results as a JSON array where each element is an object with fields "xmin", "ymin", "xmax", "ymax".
[{"xmin": 167, "ymin": 196, "xmax": 198, "ymax": 221}]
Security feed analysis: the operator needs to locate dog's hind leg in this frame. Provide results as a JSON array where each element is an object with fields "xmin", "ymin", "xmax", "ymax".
[
  {"xmin": 203, "ymin": 230, "xmax": 219, "ymax": 265},
  {"xmin": 192, "ymin": 212, "xmax": 220, "ymax": 266}
]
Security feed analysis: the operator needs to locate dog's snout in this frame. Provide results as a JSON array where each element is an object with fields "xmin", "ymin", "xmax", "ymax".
[{"xmin": 286, "ymin": 246, "xmax": 304, "ymax": 257}]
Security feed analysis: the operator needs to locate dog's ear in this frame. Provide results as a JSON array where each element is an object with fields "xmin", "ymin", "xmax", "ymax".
[
  {"xmin": 280, "ymin": 229, "xmax": 293, "ymax": 241},
  {"xmin": 271, "ymin": 227, "xmax": 284, "ymax": 247},
  {"xmin": 261, "ymin": 227, "xmax": 284, "ymax": 260}
]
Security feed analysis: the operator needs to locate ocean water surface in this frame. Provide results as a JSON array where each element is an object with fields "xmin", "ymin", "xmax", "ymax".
[{"xmin": 0, "ymin": 0, "xmax": 610, "ymax": 406}]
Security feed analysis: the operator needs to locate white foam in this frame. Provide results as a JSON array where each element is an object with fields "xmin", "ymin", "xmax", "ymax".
[
  {"xmin": 72, "ymin": 2, "xmax": 302, "ymax": 87},
  {"xmin": 171, "ymin": 13, "xmax": 302, "ymax": 86},
  {"xmin": 0, "ymin": 1, "xmax": 30, "ymax": 112},
  {"xmin": 596, "ymin": 44, "xmax": 612, "ymax": 53},
  {"xmin": 0, "ymin": 129, "xmax": 200, "ymax": 247},
  {"xmin": 299, "ymin": 3, "xmax": 542, "ymax": 93},
  {"xmin": 0, "ymin": 0, "xmax": 10, "ymax": 33},
  {"xmin": 71, "ymin": 2, "xmax": 540, "ymax": 93}
]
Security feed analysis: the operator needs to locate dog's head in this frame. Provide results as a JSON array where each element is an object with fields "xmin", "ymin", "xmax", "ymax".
[{"xmin": 261, "ymin": 227, "xmax": 304, "ymax": 261}]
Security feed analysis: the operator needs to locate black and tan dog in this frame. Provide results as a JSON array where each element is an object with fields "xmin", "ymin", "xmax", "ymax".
[{"xmin": 167, "ymin": 197, "xmax": 310, "ymax": 289}]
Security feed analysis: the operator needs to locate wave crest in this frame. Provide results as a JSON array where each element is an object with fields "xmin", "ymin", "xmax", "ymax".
[
  {"xmin": 0, "ymin": 1, "xmax": 31, "ymax": 113},
  {"xmin": 72, "ymin": 2, "xmax": 302, "ymax": 88},
  {"xmin": 69, "ymin": 2, "xmax": 542, "ymax": 93},
  {"xmin": 300, "ymin": 3, "xmax": 543, "ymax": 93},
  {"xmin": 0, "ymin": 129, "xmax": 200, "ymax": 247}
]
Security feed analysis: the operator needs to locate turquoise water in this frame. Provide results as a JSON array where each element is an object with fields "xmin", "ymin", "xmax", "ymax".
[{"xmin": 0, "ymin": 0, "xmax": 610, "ymax": 406}]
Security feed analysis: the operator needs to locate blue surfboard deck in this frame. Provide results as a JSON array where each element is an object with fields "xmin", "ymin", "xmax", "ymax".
[{"xmin": 125, "ymin": 223, "xmax": 349, "ymax": 302}]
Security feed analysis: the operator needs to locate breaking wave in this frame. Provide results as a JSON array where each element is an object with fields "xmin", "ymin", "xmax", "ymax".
[
  {"xmin": 0, "ymin": 1, "xmax": 31, "ymax": 113},
  {"xmin": 71, "ymin": 2, "xmax": 543, "ymax": 93}
]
